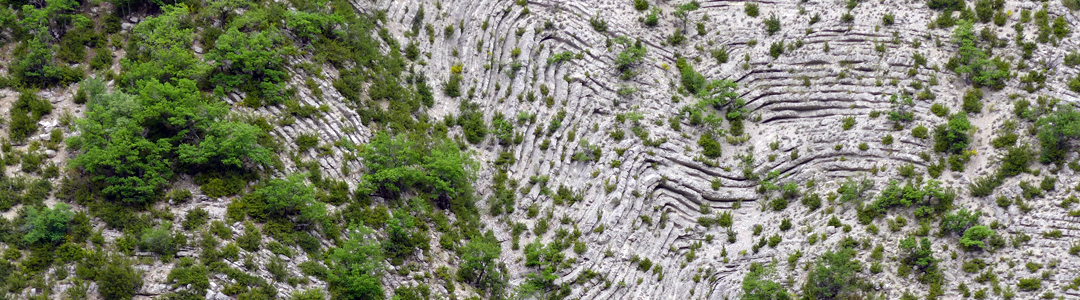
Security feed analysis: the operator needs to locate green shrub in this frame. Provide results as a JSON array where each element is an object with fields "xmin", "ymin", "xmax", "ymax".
[
  {"xmin": 1000, "ymin": 146, "xmax": 1031, "ymax": 177},
  {"xmin": 182, "ymin": 208, "xmax": 209, "ymax": 231},
  {"xmin": 589, "ymin": 13, "xmax": 608, "ymax": 32},
  {"xmin": 962, "ymin": 89, "xmax": 983, "ymax": 113},
  {"xmin": 883, "ymin": 13, "xmax": 895, "ymax": 25},
  {"xmin": 1018, "ymin": 277, "xmax": 1042, "ymax": 291},
  {"xmin": 768, "ymin": 40, "xmax": 784, "ymax": 58},
  {"xmin": 698, "ymin": 133, "xmax": 722, "ymax": 158},
  {"xmin": 139, "ymin": 223, "xmax": 178, "ymax": 256},
  {"xmin": 742, "ymin": 262, "xmax": 790, "ymax": 299},
  {"xmin": 933, "ymin": 113, "xmax": 971, "ymax": 154},
  {"xmin": 23, "ymin": 203, "xmax": 75, "ymax": 245},
  {"xmin": 764, "ymin": 14, "xmax": 781, "ymax": 35},
  {"xmin": 237, "ymin": 222, "xmax": 262, "ymax": 252},
  {"xmin": 960, "ymin": 226, "xmax": 994, "ymax": 251},
  {"xmin": 167, "ymin": 259, "xmax": 209, "ymax": 296},
  {"xmin": 1036, "ymin": 105, "xmax": 1080, "ymax": 164},
  {"xmin": 644, "ymin": 7, "xmax": 660, "ymax": 26},
  {"xmin": 912, "ymin": 125, "xmax": 929, "ymax": 139},
  {"xmin": 930, "ymin": 103, "xmax": 950, "ymax": 117},
  {"xmin": 745, "ymin": 2, "xmax": 759, "ymax": 17},
  {"xmin": 9, "ymin": 91, "xmax": 53, "ymax": 143},
  {"xmin": 804, "ymin": 248, "xmax": 860, "ymax": 299},
  {"xmin": 801, "ymin": 193, "xmax": 821, "ymax": 211},
  {"xmin": 634, "ymin": 0, "xmax": 649, "ymax": 11},
  {"xmin": 98, "ymin": 257, "xmax": 143, "ymax": 300},
  {"xmin": 329, "ymin": 225, "xmax": 385, "ymax": 300},
  {"xmin": 295, "ymin": 133, "xmax": 319, "ymax": 153},
  {"xmin": 712, "ymin": 47, "xmax": 729, "ymax": 64}
]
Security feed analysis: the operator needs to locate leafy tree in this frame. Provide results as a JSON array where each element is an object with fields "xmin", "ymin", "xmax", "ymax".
[
  {"xmin": 457, "ymin": 231, "xmax": 506, "ymax": 297},
  {"xmin": 243, "ymin": 175, "xmax": 326, "ymax": 226},
  {"xmin": 899, "ymin": 236, "xmax": 936, "ymax": 271},
  {"xmin": 941, "ymin": 208, "xmax": 980, "ymax": 234},
  {"xmin": 9, "ymin": 5, "xmax": 84, "ymax": 88},
  {"xmin": 178, "ymin": 121, "xmax": 273, "ymax": 169},
  {"xmin": 933, "ymin": 113, "xmax": 971, "ymax": 154},
  {"xmin": 9, "ymin": 91, "xmax": 53, "ymax": 143},
  {"xmin": 208, "ymin": 26, "xmax": 289, "ymax": 105},
  {"xmin": 22, "ymin": 203, "xmax": 74, "ymax": 245},
  {"xmin": 68, "ymin": 78, "xmax": 225, "ymax": 205},
  {"xmin": 329, "ymin": 225, "xmax": 385, "ymax": 300},
  {"xmin": 960, "ymin": 225, "xmax": 994, "ymax": 251},
  {"xmin": 121, "ymin": 5, "xmax": 208, "ymax": 89},
  {"xmin": 951, "ymin": 20, "xmax": 1009, "ymax": 89},
  {"xmin": 803, "ymin": 248, "xmax": 861, "ymax": 299},
  {"xmin": 383, "ymin": 209, "xmax": 429, "ymax": 261},
  {"xmin": 614, "ymin": 39, "xmax": 647, "ymax": 79},
  {"xmin": 1036, "ymin": 105, "xmax": 1080, "ymax": 164},
  {"xmin": 673, "ymin": 1, "xmax": 700, "ymax": 33},
  {"xmin": 359, "ymin": 133, "xmax": 477, "ymax": 216},
  {"xmin": 97, "ymin": 256, "xmax": 143, "ymax": 300},
  {"xmin": 742, "ymin": 262, "xmax": 791, "ymax": 300}
]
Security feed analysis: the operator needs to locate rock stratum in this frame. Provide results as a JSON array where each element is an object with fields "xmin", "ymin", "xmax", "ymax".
[{"xmin": 1, "ymin": 0, "xmax": 1079, "ymax": 299}]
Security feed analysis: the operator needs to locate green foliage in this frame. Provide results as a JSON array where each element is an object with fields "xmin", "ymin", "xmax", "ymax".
[
  {"xmin": 456, "ymin": 231, "xmax": 505, "ymax": 297},
  {"xmin": 899, "ymin": 236, "xmax": 937, "ymax": 271},
  {"xmin": 742, "ymin": 262, "xmax": 791, "ymax": 300},
  {"xmin": 167, "ymin": 258, "xmax": 209, "ymax": 297},
  {"xmin": 615, "ymin": 39, "xmax": 647, "ymax": 79},
  {"xmin": 208, "ymin": 26, "xmax": 289, "ymax": 105},
  {"xmin": 634, "ymin": 0, "xmax": 650, "ymax": 11},
  {"xmin": 138, "ymin": 223, "xmax": 177, "ymax": 255},
  {"xmin": 962, "ymin": 88, "xmax": 983, "ymax": 113},
  {"xmin": 329, "ymin": 225, "xmax": 385, "ymax": 300},
  {"xmin": 698, "ymin": 133, "xmax": 722, "ymax": 158},
  {"xmin": 589, "ymin": 13, "xmax": 608, "ymax": 32},
  {"xmin": 181, "ymin": 208, "xmax": 209, "ymax": 230},
  {"xmin": 23, "ymin": 203, "xmax": 74, "ymax": 245},
  {"xmin": 960, "ymin": 225, "xmax": 994, "ymax": 251},
  {"xmin": 67, "ymin": 77, "xmax": 234, "ymax": 205},
  {"xmin": 459, "ymin": 100, "xmax": 487, "ymax": 144},
  {"xmin": 10, "ymin": 6, "xmax": 84, "ymax": 88},
  {"xmin": 98, "ymin": 256, "xmax": 143, "ymax": 300},
  {"xmin": 1018, "ymin": 277, "xmax": 1042, "ymax": 291},
  {"xmin": 241, "ymin": 175, "xmax": 325, "ymax": 227},
  {"xmin": 769, "ymin": 40, "xmax": 784, "ymax": 59},
  {"xmin": 1036, "ymin": 105, "xmax": 1080, "ymax": 164},
  {"xmin": 858, "ymin": 179, "xmax": 954, "ymax": 224},
  {"xmin": 803, "ymin": 248, "xmax": 861, "ymax": 299},
  {"xmin": 764, "ymin": 14, "xmax": 781, "ymax": 36},
  {"xmin": 237, "ymin": 222, "xmax": 262, "ymax": 251},
  {"xmin": 933, "ymin": 113, "xmax": 972, "ymax": 154},
  {"xmin": 359, "ymin": 132, "xmax": 477, "ymax": 219},
  {"xmin": 745, "ymin": 2, "xmax": 759, "ymax": 17},
  {"xmin": 951, "ymin": 20, "xmax": 1009, "ymax": 89},
  {"xmin": 9, "ymin": 91, "xmax": 53, "ymax": 143},
  {"xmin": 121, "ymin": 5, "xmax": 208, "ymax": 89}
]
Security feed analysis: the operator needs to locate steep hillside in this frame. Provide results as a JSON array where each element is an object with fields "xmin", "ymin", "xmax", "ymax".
[{"xmin": 0, "ymin": 0, "xmax": 1079, "ymax": 299}]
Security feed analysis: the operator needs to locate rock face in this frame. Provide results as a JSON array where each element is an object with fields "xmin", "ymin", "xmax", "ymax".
[
  {"xmin": 4, "ymin": 0, "xmax": 1080, "ymax": 299},
  {"xmin": 345, "ymin": 0, "xmax": 1080, "ymax": 299}
]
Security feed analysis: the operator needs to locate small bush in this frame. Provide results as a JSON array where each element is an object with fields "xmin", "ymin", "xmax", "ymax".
[
  {"xmin": 883, "ymin": 13, "xmax": 895, "ymax": 25},
  {"xmin": 841, "ymin": 116, "xmax": 856, "ymax": 130},
  {"xmin": 962, "ymin": 89, "xmax": 983, "ymax": 113},
  {"xmin": 98, "ymin": 257, "xmax": 143, "ymax": 300},
  {"xmin": 769, "ymin": 40, "xmax": 784, "ymax": 58},
  {"xmin": 745, "ymin": 3, "xmax": 759, "ymax": 17},
  {"xmin": 590, "ymin": 13, "xmax": 608, "ymax": 32},
  {"xmin": 237, "ymin": 222, "xmax": 262, "ymax": 251},
  {"xmin": 182, "ymin": 208, "xmax": 209, "ymax": 231},
  {"xmin": 764, "ymin": 15, "xmax": 781, "ymax": 35},
  {"xmin": 912, "ymin": 125, "xmax": 929, "ymax": 139},
  {"xmin": 634, "ymin": 0, "xmax": 649, "ymax": 11}
]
